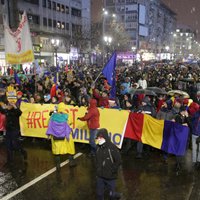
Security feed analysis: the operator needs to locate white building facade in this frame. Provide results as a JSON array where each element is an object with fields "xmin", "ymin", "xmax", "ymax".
[{"xmin": 0, "ymin": 0, "xmax": 91, "ymax": 68}]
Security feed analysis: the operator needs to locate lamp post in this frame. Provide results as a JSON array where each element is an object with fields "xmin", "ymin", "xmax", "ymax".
[
  {"xmin": 132, "ymin": 46, "xmax": 136, "ymax": 64},
  {"xmin": 104, "ymin": 36, "xmax": 112, "ymax": 62},
  {"xmin": 102, "ymin": 9, "xmax": 116, "ymax": 65},
  {"xmin": 51, "ymin": 39, "xmax": 59, "ymax": 66}
]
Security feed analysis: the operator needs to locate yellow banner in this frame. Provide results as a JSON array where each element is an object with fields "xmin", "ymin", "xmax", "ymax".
[
  {"xmin": 6, "ymin": 50, "xmax": 34, "ymax": 65},
  {"xmin": 20, "ymin": 103, "xmax": 129, "ymax": 148}
]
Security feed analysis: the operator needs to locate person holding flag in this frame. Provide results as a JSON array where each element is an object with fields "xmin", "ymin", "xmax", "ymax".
[
  {"xmin": 92, "ymin": 85, "xmax": 110, "ymax": 108},
  {"xmin": 101, "ymin": 51, "xmax": 117, "ymax": 99},
  {"xmin": 91, "ymin": 51, "xmax": 117, "ymax": 108}
]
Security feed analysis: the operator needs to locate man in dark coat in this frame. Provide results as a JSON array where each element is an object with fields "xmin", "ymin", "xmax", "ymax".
[
  {"xmin": 135, "ymin": 96, "xmax": 156, "ymax": 158},
  {"xmin": 1, "ymin": 102, "xmax": 27, "ymax": 164},
  {"xmin": 95, "ymin": 128, "xmax": 122, "ymax": 200}
]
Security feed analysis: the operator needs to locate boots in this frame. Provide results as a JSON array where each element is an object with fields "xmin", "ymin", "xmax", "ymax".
[
  {"xmin": 69, "ymin": 155, "xmax": 77, "ymax": 167},
  {"xmin": 55, "ymin": 155, "xmax": 61, "ymax": 172}
]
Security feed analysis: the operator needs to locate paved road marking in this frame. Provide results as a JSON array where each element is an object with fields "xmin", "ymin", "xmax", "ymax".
[{"xmin": 1, "ymin": 152, "xmax": 83, "ymax": 200}]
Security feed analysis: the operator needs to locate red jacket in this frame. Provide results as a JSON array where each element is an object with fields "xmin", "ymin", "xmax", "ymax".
[
  {"xmin": 79, "ymin": 99, "xmax": 100, "ymax": 129},
  {"xmin": 92, "ymin": 89, "xmax": 109, "ymax": 108}
]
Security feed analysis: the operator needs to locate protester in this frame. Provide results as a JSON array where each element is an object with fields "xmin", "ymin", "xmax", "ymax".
[
  {"xmin": 95, "ymin": 128, "xmax": 122, "ymax": 200},
  {"xmin": 172, "ymin": 105, "xmax": 191, "ymax": 172},
  {"xmin": 92, "ymin": 85, "xmax": 110, "ymax": 108},
  {"xmin": 135, "ymin": 96, "xmax": 156, "ymax": 158},
  {"xmin": 16, "ymin": 91, "xmax": 28, "ymax": 108},
  {"xmin": 78, "ymin": 98, "xmax": 100, "ymax": 156},
  {"xmin": 0, "ymin": 102, "xmax": 27, "ymax": 165},
  {"xmin": 46, "ymin": 103, "xmax": 76, "ymax": 171},
  {"xmin": 189, "ymin": 104, "xmax": 200, "ymax": 169},
  {"xmin": 137, "ymin": 75, "xmax": 147, "ymax": 89},
  {"xmin": 194, "ymin": 91, "xmax": 200, "ymax": 105}
]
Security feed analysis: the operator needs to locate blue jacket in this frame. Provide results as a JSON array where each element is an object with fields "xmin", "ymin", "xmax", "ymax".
[{"xmin": 191, "ymin": 110, "xmax": 200, "ymax": 136}]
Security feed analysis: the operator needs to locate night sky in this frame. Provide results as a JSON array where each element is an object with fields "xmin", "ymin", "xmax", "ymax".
[{"xmin": 162, "ymin": 0, "xmax": 200, "ymax": 40}]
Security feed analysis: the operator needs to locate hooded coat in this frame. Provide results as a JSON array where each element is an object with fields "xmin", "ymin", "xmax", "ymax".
[
  {"xmin": 96, "ymin": 128, "xmax": 121, "ymax": 180},
  {"xmin": 79, "ymin": 99, "xmax": 100, "ymax": 129}
]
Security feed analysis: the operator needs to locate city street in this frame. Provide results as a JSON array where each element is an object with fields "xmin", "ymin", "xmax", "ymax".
[{"xmin": 0, "ymin": 138, "xmax": 199, "ymax": 200}]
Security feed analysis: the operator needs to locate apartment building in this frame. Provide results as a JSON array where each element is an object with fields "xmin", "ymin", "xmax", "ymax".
[
  {"xmin": 0, "ymin": 0, "xmax": 91, "ymax": 65},
  {"xmin": 103, "ymin": 0, "xmax": 176, "ymax": 60}
]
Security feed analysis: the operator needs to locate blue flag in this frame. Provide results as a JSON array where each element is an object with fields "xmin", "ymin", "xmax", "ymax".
[
  {"xmin": 102, "ymin": 52, "xmax": 117, "ymax": 98},
  {"xmin": 14, "ymin": 71, "xmax": 21, "ymax": 85}
]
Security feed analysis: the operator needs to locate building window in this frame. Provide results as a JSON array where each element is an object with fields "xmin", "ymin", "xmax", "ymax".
[
  {"xmin": 71, "ymin": 8, "xmax": 81, "ymax": 17},
  {"xmin": 66, "ymin": 6, "xmax": 69, "ymax": 14},
  {"xmin": 57, "ymin": 21, "xmax": 61, "ymax": 29},
  {"xmin": 42, "ymin": 0, "xmax": 46, "ymax": 7},
  {"xmin": 72, "ymin": 24, "xmax": 82, "ymax": 33},
  {"xmin": 43, "ymin": 17, "xmax": 47, "ymax": 26},
  {"xmin": 53, "ymin": 1, "xmax": 56, "ymax": 10},
  {"xmin": 48, "ymin": 18, "xmax": 52, "ymax": 27},
  {"xmin": 48, "ymin": 0, "xmax": 51, "ymax": 9},
  {"xmin": 61, "ymin": 22, "xmax": 65, "ymax": 29},
  {"xmin": 61, "ymin": 4, "xmax": 65, "ymax": 13},
  {"xmin": 66, "ymin": 23, "xmax": 69, "ymax": 30},
  {"xmin": 27, "ymin": 14, "xmax": 40, "ymax": 25},
  {"xmin": 53, "ymin": 20, "xmax": 56, "ymax": 27},
  {"xmin": 24, "ymin": 0, "xmax": 39, "ymax": 4},
  {"xmin": 57, "ymin": 3, "xmax": 60, "ymax": 11}
]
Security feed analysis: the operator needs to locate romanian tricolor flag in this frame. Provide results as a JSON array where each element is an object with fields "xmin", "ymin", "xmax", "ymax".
[{"xmin": 124, "ymin": 113, "xmax": 189, "ymax": 156}]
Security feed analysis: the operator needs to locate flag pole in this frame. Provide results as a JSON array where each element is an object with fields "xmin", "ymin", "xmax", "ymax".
[{"xmin": 93, "ymin": 71, "xmax": 102, "ymax": 84}]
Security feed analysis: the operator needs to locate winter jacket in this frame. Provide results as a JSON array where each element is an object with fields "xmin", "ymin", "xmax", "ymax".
[
  {"xmin": 92, "ymin": 89, "xmax": 109, "ymax": 108},
  {"xmin": 156, "ymin": 107, "xmax": 174, "ymax": 120},
  {"xmin": 79, "ymin": 99, "xmax": 100, "ymax": 129},
  {"xmin": 191, "ymin": 110, "xmax": 200, "ymax": 136},
  {"xmin": 2, "ymin": 107, "xmax": 22, "ymax": 131},
  {"xmin": 137, "ymin": 103, "xmax": 156, "ymax": 117},
  {"xmin": 96, "ymin": 129, "xmax": 121, "ymax": 180}
]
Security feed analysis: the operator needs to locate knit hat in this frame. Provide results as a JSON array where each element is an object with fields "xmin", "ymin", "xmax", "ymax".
[
  {"xmin": 188, "ymin": 102, "xmax": 199, "ymax": 116},
  {"xmin": 17, "ymin": 91, "xmax": 23, "ymax": 96},
  {"xmin": 96, "ymin": 128, "xmax": 110, "ymax": 142},
  {"xmin": 57, "ymin": 102, "xmax": 67, "ymax": 113}
]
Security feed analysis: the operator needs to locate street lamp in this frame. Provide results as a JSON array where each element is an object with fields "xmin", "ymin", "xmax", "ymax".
[
  {"xmin": 51, "ymin": 39, "xmax": 59, "ymax": 66},
  {"xmin": 104, "ymin": 36, "xmax": 112, "ymax": 61},
  {"xmin": 102, "ymin": 9, "xmax": 116, "ymax": 65},
  {"xmin": 132, "ymin": 46, "xmax": 136, "ymax": 64}
]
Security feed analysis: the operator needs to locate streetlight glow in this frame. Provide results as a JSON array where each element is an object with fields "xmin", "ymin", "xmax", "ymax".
[
  {"xmin": 104, "ymin": 36, "xmax": 112, "ymax": 44},
  {"xmin": 51, "ymin": 38, "xmax": 60, "ymax": 67}
]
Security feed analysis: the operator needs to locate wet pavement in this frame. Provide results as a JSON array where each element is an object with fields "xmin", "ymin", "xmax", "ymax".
[{"xmin": 0, "ymin": 139, "xmax": 199, "ymax": 200}]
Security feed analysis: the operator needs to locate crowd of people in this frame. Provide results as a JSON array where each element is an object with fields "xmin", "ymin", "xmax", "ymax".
[{"xmin": 0, "ymin": 61, "xmax": 200, "ymax": 198}]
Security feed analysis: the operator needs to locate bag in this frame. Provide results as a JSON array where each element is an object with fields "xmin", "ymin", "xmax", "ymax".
[{"xmin": 53, "ymin": 136, "xmax": 65, "ymax": 141}]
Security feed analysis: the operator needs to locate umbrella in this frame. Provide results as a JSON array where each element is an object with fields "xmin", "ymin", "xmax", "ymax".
[
  {"xmin": 146, "ymin": 87, "xmax": 167, "ymax": 95},
  {"xmin": 131, "ymin": 89, "xmax": 157, "ymax": 96},
  {"xmin": 180, "ymin": 78, "xmax": 194, "ymax": 83},
  {"xmin": 168, "ymin": 90, "xmax": 190, "ymax": 98}
]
